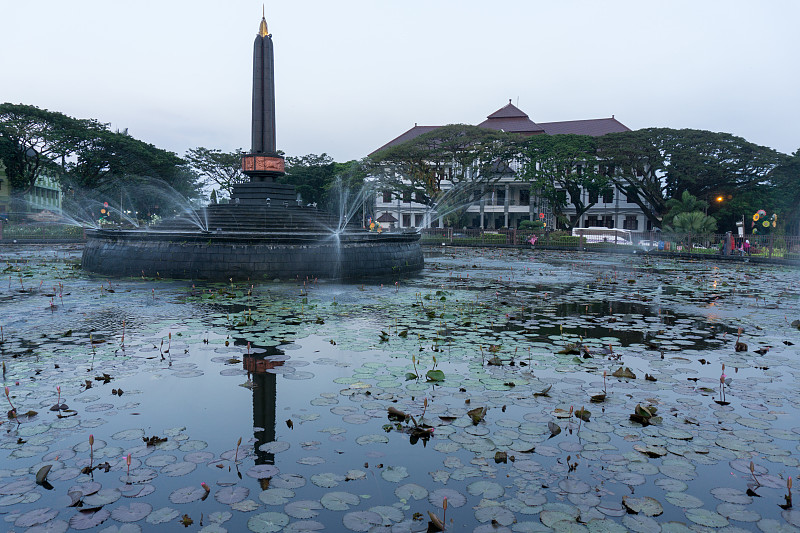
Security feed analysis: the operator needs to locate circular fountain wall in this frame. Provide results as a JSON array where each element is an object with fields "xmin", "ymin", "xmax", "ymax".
[{"xmin": 82, "ymin": 203, "xmax": 423, "ymax": 281}]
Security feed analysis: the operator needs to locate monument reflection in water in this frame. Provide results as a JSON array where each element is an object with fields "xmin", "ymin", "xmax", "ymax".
[{"xmin": 82, "ymin": 13, "xmax": 422, "ymax": 281}]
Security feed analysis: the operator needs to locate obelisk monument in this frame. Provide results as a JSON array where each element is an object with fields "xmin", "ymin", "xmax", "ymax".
[{"xmin": 241, "ymin": 9, "xmax": 285, "ymax": 182}]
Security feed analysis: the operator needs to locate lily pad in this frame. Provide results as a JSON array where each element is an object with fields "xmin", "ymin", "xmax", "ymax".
[
  {"xmin": 247, "ymin": 512, "xmax": 290, "ymax": 533},
  {"xmin": 321, "ymin": 491, "xmax": 360, "ymax": 511},
  {"xmin": 110, "ymin": 502, "xmax": 152, "ymax": 522},
  {"xmin": 342, "ymin": 511, "xmax": 383, "ymax": 532}
]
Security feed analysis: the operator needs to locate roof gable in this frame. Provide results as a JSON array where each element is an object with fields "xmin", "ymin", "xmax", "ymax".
[
  {"xmin": 486, "ymin": 101, "xmax": 529, "ymax": 119},
  {"xmin": 478, "ymin": 100, "xmax": 544, "ymax": 134}
]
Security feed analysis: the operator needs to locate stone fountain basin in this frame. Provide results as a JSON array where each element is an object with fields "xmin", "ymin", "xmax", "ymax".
[{"xmin": 82, "ymin": 228, "xmax": 423, "ymax": 281}]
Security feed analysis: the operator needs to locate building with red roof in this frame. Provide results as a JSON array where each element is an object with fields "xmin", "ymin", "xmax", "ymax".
[{"xmin": 371, "ymin": 102, "xmax": 651, "ymax": 232}]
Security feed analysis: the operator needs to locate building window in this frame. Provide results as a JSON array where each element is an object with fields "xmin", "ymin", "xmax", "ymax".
[
  {"xmin": 403, "ymin": 190, "xmax": 411, "ymax": 203},
  {"xmin": 602, "ymin": 189, "xmax": 613, "ymax": 203},
  {"xmin": 496, "ymin": 189, "xmax": 505, "ymax": 205},
  {"xmin": 402, "ymin": 213, "xmax": 411, "ymax": 227},
  {"xmin": 414, "ymin": 191, "xmax": 425, "ymax": 203},
  {"xmin": 586, "ymin": 216, "xmax": 600, "ymax": 227},
  {"xmin": 430, "ymin": 218, "xmax": 439, "ymax": 228},
  {"xmin": 625, "ymin": 188, "xmax": 636, "ymax": 203},
  {"xmin": 603, "ymin": 215, "xmax": 615, "ymax": 229},
  {"xmin": 519, "ymin": 189, "xmax": 530, "ymax": 206},
  {"xmin": 588, "ymin": 189, "xmax": 598, "ymax": 204},
  {"xmin": 382, "ymin": 191, "xmax": 392, "ymax": 203},
  {"xmin": 623, "ymin": 215, "xmax": 639, "ymax": 230},
  {"xmin": 414, "ymin": 214, "xmax": 423, "ymax": 227}
]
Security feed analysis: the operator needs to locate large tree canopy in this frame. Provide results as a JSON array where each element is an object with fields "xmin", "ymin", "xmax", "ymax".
[
  {"xmin": 0, "ymin": 103, "xmax": 103, "ymax": 196},
  {"xmin": 0, "ymin": 103, "xmax": 202, "ymax": 218},
  {"xmin": 518, "ymin": 134, "xmax": 605, "ymax": 230},
  {"xmin": 596, "ymin": 128, "xmax": 785, "ymax": 228},
  {"xmin": 369, "ymin": 124, "xmax": 521, "ymax": 208},
  {"xmin": 185, "ymin": 147, "xmax": 247, "ymax": 198}
]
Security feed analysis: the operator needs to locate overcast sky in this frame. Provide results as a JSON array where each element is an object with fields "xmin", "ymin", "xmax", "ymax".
[{"xmin": 3, "ymin": 1, "xmax": 798, "ymax": 162}]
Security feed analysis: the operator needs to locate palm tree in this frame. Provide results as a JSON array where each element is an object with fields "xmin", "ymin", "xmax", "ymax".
[
  {"xmin": 664, "ymin": 190, "xmax": 709, "ymax": 227},
  {"xmin": 665, "ymin": 211, "xmax": 718, "ymax": 249}
]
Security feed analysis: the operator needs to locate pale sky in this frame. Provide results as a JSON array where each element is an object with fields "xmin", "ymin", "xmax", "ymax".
[{"xmin": 3, "ymin": 1, "xmax": 798, "ymax": 162}]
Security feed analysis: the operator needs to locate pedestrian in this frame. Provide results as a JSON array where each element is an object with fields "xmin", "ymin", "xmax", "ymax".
[{"xmin": 743, "ymin": 239, "xmax": 751, "ymax": 255}]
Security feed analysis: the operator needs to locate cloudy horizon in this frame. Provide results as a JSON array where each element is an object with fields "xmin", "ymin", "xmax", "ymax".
[{"xmin": 3, "ymin": 0, "xmax": 798, "ymax": 162}]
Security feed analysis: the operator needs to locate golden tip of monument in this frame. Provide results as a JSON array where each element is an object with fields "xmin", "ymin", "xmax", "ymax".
[{"xmin": 258, "ymin": 16, "xmax": 269, "ymax": 37}]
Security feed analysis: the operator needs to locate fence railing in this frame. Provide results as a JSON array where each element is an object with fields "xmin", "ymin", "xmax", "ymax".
[{"xmin": 420, "ymin": 228, "xmax": 800, "ymax": 260}]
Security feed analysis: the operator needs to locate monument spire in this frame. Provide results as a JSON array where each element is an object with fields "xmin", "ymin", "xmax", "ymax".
[
  {"xmin": 258, "ymin": 6, "xmax": 269, "ymax": 37},
  {"xmin": 241, "ymin": 9, "xmax": 285, "ymax": 182}
]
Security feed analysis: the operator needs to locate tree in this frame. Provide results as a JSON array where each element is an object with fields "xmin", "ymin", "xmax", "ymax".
[
  {"xmin": 369, "ymin": 124, "xmax": 521, "ymax": 212},
  {"xmin": 596, "ymin": 128, "xmax": 785, "ymax": 229},
  {"xmin": 185, "ymin": 147, "xmax": 247, "ymax": 198},
  {"xmin": 0, "ymin": 103, "xmax": 102, "ymax": 199},
  {"xmin": 664, "ymin": 211, "xmax": 717, "ymax": 234},
  {"xmin": 663, "ymin": 190, "xmax": 708, "ymax": 227},
  {"xmin": 768, "ymin": 149, "xmax": 800, "ymax": 234},
  {"xmin": 0, "ymin": 103, "xmax": 202, "ymax": 221},
  {"xmin": 280, "ymin": 153, "xmax": 337, "ymax": 206},
  {"xmin": 518, "ymin": 134, "xmax": 605, "ymax": 230}
]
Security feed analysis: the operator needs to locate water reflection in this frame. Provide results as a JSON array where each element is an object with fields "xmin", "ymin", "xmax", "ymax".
[{"xmin": 243, "ymin": 354, "xmax": 280, "ymax": 466}]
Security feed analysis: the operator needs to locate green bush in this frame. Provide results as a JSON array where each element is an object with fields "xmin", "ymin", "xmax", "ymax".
[{"xmin": 519, "ymin": 220, "xmax": 544, "ymax": 230}]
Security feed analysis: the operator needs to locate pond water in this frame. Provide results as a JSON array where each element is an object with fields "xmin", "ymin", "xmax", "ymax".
[{"xmin": 1, "ymin": 245, "xmax": 799, "ymax": 532}]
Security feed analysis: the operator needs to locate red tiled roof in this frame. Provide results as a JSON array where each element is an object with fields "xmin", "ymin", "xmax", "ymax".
[
  {"xmin": 369, "ymin": 105, "xmax": 631, "ymax": 154},
  {"xmin": 486, "ymin": 101, "xmax": 528, "ymax": 119},
  {"xmin": 369, "ymin": 125, "xmax": 440, "ymax": 155},
  {"xmin": 539, "ymin": 117, "xmax": 630, "ymax": 136},
  {"xmin": 478, "ymin": 101, "xmax": 545, "ymax": 134}
]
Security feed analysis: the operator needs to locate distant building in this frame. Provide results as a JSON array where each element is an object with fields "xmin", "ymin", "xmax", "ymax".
[
  {"xmin": 0, "ymin": 163, "xmax": 62, "ymax": 218},
  {"xmin": 26, "ymin": 174, "xmax": 63, "ymax": 215},
  {"xmin": 371, "ymin": 102, "xmax": 653, "ymax": 231}
]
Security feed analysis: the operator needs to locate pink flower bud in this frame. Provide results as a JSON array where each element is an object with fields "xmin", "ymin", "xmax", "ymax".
[
  {"xmin": 126, "ymin": 454, "xmax": 131, "ymax": 466},
  {"xmin": 89, "ymin": 434, "xmax": 94, "ymax": 446}
]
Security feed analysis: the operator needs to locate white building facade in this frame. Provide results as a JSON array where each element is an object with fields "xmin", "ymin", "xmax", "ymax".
[{"xmin": 370, "ymin": 102, "xmax": 653, "ymax": 231}]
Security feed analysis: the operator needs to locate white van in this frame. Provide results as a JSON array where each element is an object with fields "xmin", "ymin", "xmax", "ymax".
[{"xmin": 572, "ymin": 227, "xmax": 633, "ymax": 245}]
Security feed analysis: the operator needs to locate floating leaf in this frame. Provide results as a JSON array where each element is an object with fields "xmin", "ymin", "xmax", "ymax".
[
  {"xmin": 425, "ymin": 370, "xmax": 445, "ymax": 382},
  {"xmin": 381, "ymin": 466, "xmax": 409, "ymax": 483},
  {"xmin": 548, "ymin": 421, "xmax": 561, "ymax": 439},
  {"xmin": 622, "ymin": 496, "xmax": 663, "ymax": 517},
  {"xmin": 342, "ymin": 511, "xmax": 383, "ymax": 532},
  {"xmin": 246, "ymin": 464, "xmax": 280, "ymax": 479},
  {"xmin": 69, "ymin": 509, "xmax": 111, "ymax": 530},
  {"xmin": 428, "ymin": 488, "xmax": 466, "ymax": 508},
  {"xmin": 258, "ymin": 488, "xmax": 295, "ymax": 506},
  {"xmin": 169, "ymin": 486, "xmax": 207, "ymax": 504},
  {"xmin": 111, "ymin": 502, "xmax": 152, "ymax": 522},
  {"xmin": 145, "ymin": 507, "xmax": 180, "ymax": 525},
  {"xmin": 214, "ymin": 486, "xmax": 249, "ymax": 505},
  {"xmin": 321, "ymin": 491, "xmax": 360, "ymax": 511},
  {"xmin": 14, "ymin": 507, "xmax": 58, "ymax": 528},
  {"xmin": 284, "ymin": 500, "xmax": 323, "ymax": 519},
  {"xmin": 247, "ymin": 512, "xmax": 290, "ymax": 533}
]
